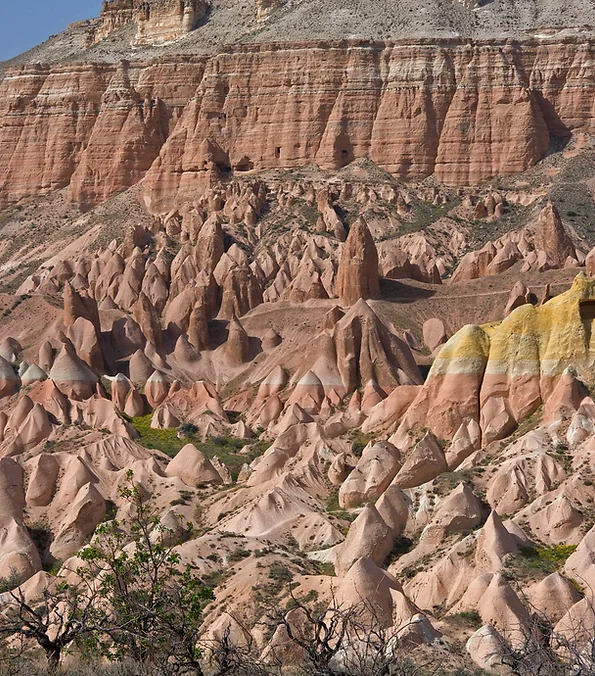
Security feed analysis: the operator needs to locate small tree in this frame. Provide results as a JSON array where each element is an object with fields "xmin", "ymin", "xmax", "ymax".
[
  {"xmin": 77, "ymin": 470, "xmax": 214, "ymax": 672},
  {"xmin": 178, "ymin": 423, "xmax": 199, "ymax": 438},
  {"xmin": 494, "ymin": 609, "xmax": 595, "ymax": 676},
  {"xmin": 0, "ymin": 471, "xmax": 214, "ymax": 675},
  {"xmin": 0, "ymin": 570, "xmax": 109, "ymax": 675},
  {"xmin": 261, "ymin": 588, "xmax": 420, "ymax": 676},
  {"xmin": 206, "ymin": 623, "xmax": 272, "ymax": 676},
  {"xmin": 489, "ymin": 582, "xmax": 595, "ymax": 675}
]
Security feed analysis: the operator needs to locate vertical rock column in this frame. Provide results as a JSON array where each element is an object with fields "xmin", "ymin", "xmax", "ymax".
[{"xmin": 336, "ymin": 217, "xmax": 380, "ymax": 306}]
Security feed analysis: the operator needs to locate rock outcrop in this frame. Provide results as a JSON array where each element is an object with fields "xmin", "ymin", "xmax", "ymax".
[
  {"xmin": 5, "ymin": 40, "xmax": 595, "ymax": 209},
  {"xmin": 533, "ymin": 201, "xmax": 576, "ymax": 268},
  {"xmin": 339, "ymin": 441, "xmax": 401, "ymax": 508},
  {"xmin": 299, "ymin": 300, "xmax": 422, "ymax": 395},
  {"xmin": 134, "ymin": 0, "xmax": 208, "ymax": 46},
  {"xmin": 165, "ymin": 443, "xmax": 223, "ymax": 486},
  {"xmin": 91, "ymin": 0, "xmax": 208, "ymax": 46},
  {"xmin": 336, "ymin": 217, "xmax": 379, "ymax": 306},
  {"xmin": 334, "ymin": 505, "xmax": 393, "ymax": 576},
  {"xmin": 398, "ymin": 274, "xmax": 595, "ymax": 441}
]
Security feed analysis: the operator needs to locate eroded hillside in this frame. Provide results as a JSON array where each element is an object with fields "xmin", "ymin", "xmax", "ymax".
[{"xmin": 2, "ymin": 1, "xmax": 595, "ymax": 673}]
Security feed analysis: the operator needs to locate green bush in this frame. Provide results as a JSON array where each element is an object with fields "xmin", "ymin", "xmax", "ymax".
[
  {"xmin": 506, "ymin": 544, "xmax": 578, "ymax": 580},
  {"xmin": 127, "ymin": 415, "xmax": 185, "ymax": 457},
  {"xmin": 102, "ymin": 500, "xmax": 117, "ymax": 523},
  {"xmin": 349, "ymin": 430, "xmax": 376, "ymax": 458},
  {"xmin": 313, "ymin": 561, "xmax": 336, "ymax": 577},
  {"xmin": 386, "ymin": 537, "xmax": 415, "ymax": 566},
  {"xmin": 445, "ymin": 610, "xmax": 483, "ymax": 630},
  {"xmin": 267, "ymin": 561, "xmax": 294, "ymax": 589},
  {"xmin": 178, "ymin": 422, "xmax": 198, "ymax": 436},
  {"xmin": 127, "ymin": 415, "xmax": 270, "ymax": 480},
  {"xmin": 27, "ymin": 522, "xmax": 52, "ymax": 554},
  {"xmin": 229, "ymin": 547, "xmax": 251, "ymax": 562}
]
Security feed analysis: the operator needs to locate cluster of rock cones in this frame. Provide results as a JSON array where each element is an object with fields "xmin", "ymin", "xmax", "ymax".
[
  {"xmin": 0, "ymin": 177, "xmax": 595, "ymax": 671},
  {"xmin": 4, "ymin": 3, "xmax": 595, "ymax": 669}
]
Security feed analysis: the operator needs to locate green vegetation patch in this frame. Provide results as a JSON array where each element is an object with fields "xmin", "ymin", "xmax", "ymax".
[
  {"xmin": 444, "ymin": 610, "xmax": 483, "ymax": 630},
  {"xmin": 127, "ymin": 415, "xmax": 269, "ymax": 480},
  {"xmin": 348, "ymin": 430, "xmax": 377, "ymax": 458},
  {"xmin": 199, "ymin": 436, "xmax": 270, "ymax": 481},
  {"xmin": 312, "ymin": 561, "xmax": 336, "ymax": 577},
  {"xmin": 127, "ymin": 414, "xmax": 186, "ymax": 456},
  {"xmin": 432, "ymin": 470, "xmax": 475, "ymax": 496},
  {"xmin": 386, "ymin": 536, "xmax": 415, "ymax": 566},
  {"xmin": 26, "ymin": 522, "xmax": 52, "ymax": 556},
  {"xmin": 401, "ymin": 197, "xmax": 459, "ymax": 235},
  {"xmin": 505, "ymin": 544, "xmax": 578, "ymax": 581},
  {"xmin": 325, "ymin": 488, "xmax": 356, "ymax": 524}
]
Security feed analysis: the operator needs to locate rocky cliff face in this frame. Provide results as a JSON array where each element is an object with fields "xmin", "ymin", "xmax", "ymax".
[
  {"xmin": 90, "ymin": 0, "xmax": 136, "ymax": 44},
  {"xmin": 1, "ymin": 38, "xmax": 595, "ymax": 209},
  {"xmin": 397, "ymin": 274, "xmax": 595, "ymax": 443},
  {"xmin": 0, "ymin": 60, "xmax": 205, "ymax": 207},
  {"xmin": 134, "ymin": 0, "xmax": 208, "ymax": 46},
  {"xmin": 89, "ymin": 0, "xmax": 208, "ymax": 46}
]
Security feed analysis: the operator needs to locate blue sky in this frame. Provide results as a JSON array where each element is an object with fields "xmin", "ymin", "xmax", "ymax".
[{"xmin": 0, "ymin": 0, "xmax": 102, "ymax": 62}]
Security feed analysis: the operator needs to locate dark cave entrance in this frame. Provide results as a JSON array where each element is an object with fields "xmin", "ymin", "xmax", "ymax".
[{"xmin": 580, "ymin": 300, "xmax": 595, "ymax": 321}]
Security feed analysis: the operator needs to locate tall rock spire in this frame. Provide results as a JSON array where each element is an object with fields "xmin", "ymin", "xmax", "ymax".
[{"xmin": 336, "ymin": 216, "xmax": 380, "ymax": 306}]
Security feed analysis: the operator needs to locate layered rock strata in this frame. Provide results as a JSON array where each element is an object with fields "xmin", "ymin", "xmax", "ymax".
[
  {"xmin": 134, "ymin": 0, "xmax": 208, "ymax": 46},
  {"xmin": 0, "ymin": 60, "xmax": 205, "ymax": 207},
  {"xmin": 399, "ymin": 273, "xmax": 595, "ymax": 442},
  {"xmin": 91, "ymin": 0, "xmax": 136, "ymax": 44},
  {"xmin": 1, "ymin": 39, "xmax": 595, "ymax": 208},
  {"xmin": 90, "ymin": 0, "xmax": 208, "ymax": 46}
]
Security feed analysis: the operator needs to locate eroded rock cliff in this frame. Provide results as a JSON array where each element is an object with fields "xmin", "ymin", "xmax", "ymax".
[
  {"xmin": 89, "ymin": 0, "xmax": 208, "ymax": 46},
  {"xmin": 1, "ymin": 39, "xmax": 595, "ymax": 209}
]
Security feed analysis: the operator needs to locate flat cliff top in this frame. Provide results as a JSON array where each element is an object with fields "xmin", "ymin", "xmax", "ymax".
[{"xmin": 2, "ymin": 0, "xmax": 595, "ymax": 69}]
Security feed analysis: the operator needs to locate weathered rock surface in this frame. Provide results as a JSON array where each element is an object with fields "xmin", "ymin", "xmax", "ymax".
[
  {"xmin": 334, "ymin": 505, "xmax": 393, "ymax": 576},
  {"xmin": 392, "ymin": 433, "xmax": 448, "ymax": 489},
  {"xmin": 533, "ymin": 201, "xmax": 576, "ymax": 268},
  {"xmin": 4, "ymin": 40, "xmax": 595, "ymax": 209},
  {"xmin": 165, "ymin": 443, "xmax": 223, "ymax": 487},
  {"xmin": 339, "ymin": 441, "xmax": 401, "ymax": 508},
  {"xmin": 336, "ymin": 217, "xmax": 379, "ymax": 306},
  {"xmin": 398, "ymin": 274, "xmax": 595, "ymax": 441}
]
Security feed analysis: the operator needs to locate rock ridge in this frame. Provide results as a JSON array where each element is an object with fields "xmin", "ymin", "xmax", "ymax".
[{"xmin": 1, "ymin": 38, "xmax": 595, "ymax": 207}]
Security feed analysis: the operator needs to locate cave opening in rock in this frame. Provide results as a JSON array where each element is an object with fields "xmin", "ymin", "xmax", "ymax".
[
  {"xmin": 334, "ymin": 132, "xmax": 354, "ymax": 168},
  {"xmin": 580, "ymin": 300, "xmax": 595, "ymax": 321}
]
